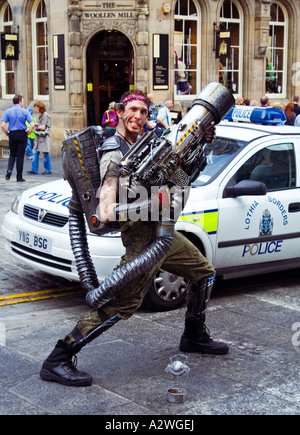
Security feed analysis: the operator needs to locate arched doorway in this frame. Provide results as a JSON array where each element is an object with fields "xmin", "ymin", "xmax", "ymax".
[{"xmin": 86, "ymin": 30, "xmax": 134, "ymax": 126}]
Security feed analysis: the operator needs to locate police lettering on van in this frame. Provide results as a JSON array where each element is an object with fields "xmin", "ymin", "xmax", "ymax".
[{"xmin": 29, "ymin": 190, "xmax": 71, "ymax": 207}]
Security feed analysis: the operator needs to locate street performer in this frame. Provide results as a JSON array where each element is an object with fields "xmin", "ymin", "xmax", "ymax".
[{"xmin": 40, "ymin": 91, "xmax": 229, "ymax": 387}]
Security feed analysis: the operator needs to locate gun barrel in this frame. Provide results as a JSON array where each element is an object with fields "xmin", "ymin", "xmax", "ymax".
[{"xmin": 165, "ymin": 82, "xmax": 235, "ymax": 154}]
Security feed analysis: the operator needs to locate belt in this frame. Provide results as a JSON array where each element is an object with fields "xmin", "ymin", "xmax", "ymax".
[{"xmin": 9, "ymin": 130, "xmax": 27, "ymax": 133}]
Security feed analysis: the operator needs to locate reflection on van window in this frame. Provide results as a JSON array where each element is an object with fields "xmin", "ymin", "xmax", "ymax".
[
  {"xmin": 193, "ymin": 137, "xmax": 246, "ymax": 186},
  {"xmin": 240, "ymin": 143, "xmax": 296, "ymax": 190}
]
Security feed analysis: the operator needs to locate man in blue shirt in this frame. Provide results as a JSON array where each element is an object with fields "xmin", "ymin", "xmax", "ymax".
[
  {"xmin": 155, "ymin": 99, "xmax": 173, "ymax": 136},
  {"xmin": 1, "ymin": 95, "xmax": 35, "ymax": 182}
]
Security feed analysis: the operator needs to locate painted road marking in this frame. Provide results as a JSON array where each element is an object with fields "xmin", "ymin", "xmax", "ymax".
[{"xmin": 0, "ymin": 286, "xmax": 83, "ymax": 306}]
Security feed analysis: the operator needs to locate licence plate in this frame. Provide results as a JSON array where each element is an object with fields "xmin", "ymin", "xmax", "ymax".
[{"xmin": 17, "ymin": 229, "xmax": 52, "ymax": 253}]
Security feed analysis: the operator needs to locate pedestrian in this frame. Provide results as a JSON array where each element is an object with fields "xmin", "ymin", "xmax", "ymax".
[
  {"xmin": 40, "ymin": 90, "xmax": 229, "ymax": 387},
  {"xmin": 292, "ymin": 96, "xmax": 300, "ymax": 116},
  {"xmin": 284, "ymin": 102, "xmax": 296, "ymax": 125},
  {"xmin": 101, "ymin": 102, "xmax": 118, "ymax": 138},
  {"xmin": 260, "ymin": 95, "xmax": 270, "ymax": 107},
  {"xmin": 144, "ymin": 93, "xmax": 160, "ymax": 132},
  {"xmin": 25, "ymin": 108, "xmax": 37, "ymax": 160},
  {"xmin": 27, "ymin": 102, "xmax": 52, "ymax": 175},
  {"xmin": 235, "ymin": 96, "xmax": 245, "ymax": 105},
  {"xmin": 294, "ymin": 113, "xmax": 300, "ymax": 126},
  {"xmin": 155, "ymin": 98, "xmax": 173, "ymax": 137},
  {"xmin": 1, "ymin": 95, "xmax": 35, "ymax": 182},
  {"xmin": 272, "ymin": 101, "xmax": 284, "ymax": 111}
]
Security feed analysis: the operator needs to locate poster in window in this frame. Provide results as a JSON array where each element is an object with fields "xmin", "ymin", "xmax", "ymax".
[{"xmin": 1, "ymin": 33, "xmax": 19, "ymax": 61}]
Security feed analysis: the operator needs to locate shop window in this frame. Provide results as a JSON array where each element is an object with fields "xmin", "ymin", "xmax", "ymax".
[
  {"xmin": 265, "ymin": 2, "xmax": 287, "ymax": 97},
  {"xmin": 32, "ymin": 0, "xmax": 49, "ymax": 99},
  {"xmin": 174, "ymin": 0, "xmax": 200, "ymax": 99},
  {"xmin": 219, "ymin": 0, "xmax": 243, "ymax": 95},
  {"xmin": 0, "ymin": 2, "xmax": 15, "ymax": 98}
]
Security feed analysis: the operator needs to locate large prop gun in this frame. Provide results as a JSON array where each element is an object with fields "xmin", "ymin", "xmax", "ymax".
[
  {"xmin": 61, "ymin": 82, "xmax": 234, "ymax": 311},
  {"xmin": 120, "ymin": 82, "xmax": 235, "ymax": 192}
]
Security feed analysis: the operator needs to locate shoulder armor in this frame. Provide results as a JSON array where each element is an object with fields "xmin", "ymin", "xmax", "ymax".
[
  {"xmin": 100, "ymin": 135, "xmax": 130, "ymax": 156},
  {"xmin": 100, "ymin": 135, "xmax": 122, "ymax": 152}
]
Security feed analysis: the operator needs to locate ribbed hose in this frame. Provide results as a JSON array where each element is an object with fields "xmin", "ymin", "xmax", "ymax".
[
  {"xmin": 68, "ymin": 209, "xmax": 100, "ymax": 292},
  {"xmin": 85, "ymin": 225, "xmax": 174, "ymax": 309}
]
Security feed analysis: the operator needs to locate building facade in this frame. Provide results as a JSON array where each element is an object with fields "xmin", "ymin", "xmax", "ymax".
[{"xmin": 0, "ymin": 0, "xmax": 299, "ymax": 154}]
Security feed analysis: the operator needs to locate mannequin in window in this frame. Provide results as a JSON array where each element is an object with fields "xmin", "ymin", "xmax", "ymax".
[{"xmin": 177, "ymin": 59, "xmax": 191, "ymax": 95}]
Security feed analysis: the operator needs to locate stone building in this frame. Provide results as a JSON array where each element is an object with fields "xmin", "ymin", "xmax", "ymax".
[{"xmin": 0, "ymin": 0, "xmax": 299, "ymax": 154}]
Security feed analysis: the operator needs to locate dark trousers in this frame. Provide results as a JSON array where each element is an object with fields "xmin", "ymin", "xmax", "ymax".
[
  {"xmin": 65, "ymin": 224, "xmax": 215, "ymax": 345},
  {"xmin": 7, "ymin": 130, "xmax": 27, "ymax": 181}
]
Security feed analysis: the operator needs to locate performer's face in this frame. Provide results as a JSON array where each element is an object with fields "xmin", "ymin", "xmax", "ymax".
[{"xmin": 118, "ymin": 101, "xmax": 148, "ymax": 138}]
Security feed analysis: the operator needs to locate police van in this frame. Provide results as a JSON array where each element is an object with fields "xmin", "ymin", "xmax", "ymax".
[
  {"xmin": 178, "ymin": 106, "xmax": 300, "ymax": 278},
  {"xmin": 2, "ymin": 107, "xmax": 300, "ymax": 311}
]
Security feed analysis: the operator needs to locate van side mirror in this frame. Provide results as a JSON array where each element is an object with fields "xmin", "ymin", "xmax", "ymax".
[{"xmin": 223, "ymin": 179, "xmax": 267, "ymax": 198}]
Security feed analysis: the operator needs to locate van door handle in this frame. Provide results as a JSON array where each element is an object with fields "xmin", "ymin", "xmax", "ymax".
[{"xmin": 289, "ymin": 202, "xmax": 300, "ymax": 213}]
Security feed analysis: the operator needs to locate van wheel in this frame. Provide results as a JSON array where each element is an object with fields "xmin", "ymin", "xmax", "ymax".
[{"xmin": 142, "ymin": 269, "xmax": 190, "ymax": 312}]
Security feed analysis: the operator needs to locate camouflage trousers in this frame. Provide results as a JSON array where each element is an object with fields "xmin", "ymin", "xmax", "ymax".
[{"xmin": 65, "ymin": 221, "xmax": 215, "ymax": 345}]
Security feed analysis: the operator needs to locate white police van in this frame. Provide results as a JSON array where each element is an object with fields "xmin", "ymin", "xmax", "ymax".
[{"xmin": 2, "ymin": 106, "xmax": 300, "ymax": 311}]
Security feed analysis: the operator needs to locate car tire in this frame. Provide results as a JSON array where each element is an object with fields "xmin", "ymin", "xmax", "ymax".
[{"xmin": 142, "ymin": 268, "xmax": 191, "ymax": 312}]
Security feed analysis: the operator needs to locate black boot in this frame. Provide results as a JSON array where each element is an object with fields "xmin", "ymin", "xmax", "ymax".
[
  {"xmin": 40, "ymin": 340, "xmax": 93, "ymax": 387},
  {"xmin": 179, "ymin": 317, "xmax": 229, "ymax": 355},
  {"xmin": 179, "ymin": 277, "xmax": 229, "ymax": 355}
]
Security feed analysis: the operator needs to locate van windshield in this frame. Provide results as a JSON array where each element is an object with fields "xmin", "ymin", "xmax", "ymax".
[{"xmin": 192, "ymin": 136, "xmax": 247, "ymax": 186}]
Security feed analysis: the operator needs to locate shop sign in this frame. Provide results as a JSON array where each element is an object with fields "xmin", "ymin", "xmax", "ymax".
[
  {"xmin": 83, "ymin": 11, "xmax": 137, "ymax": 19},
  {"xmin": 83, "ymin": 2, "xmax": 137, "ymax": 19},
  {"xmin": 53, "ymin": 35, "xmax": 66, "ymax": 90},
  {"xmin": 215, "ymin": 30, "xmax": 231, "ymax": 59},
  {"xmin": 153, "ymin": 34, "xmax": 169, "ymax": 90},
  {"xmin": 1, "ymin": 33, "xmax": 19, "ymax": 61}
]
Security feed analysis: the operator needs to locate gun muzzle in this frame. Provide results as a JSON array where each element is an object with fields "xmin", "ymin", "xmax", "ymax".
[
  {"xmin": 192, "ymin": 81, "xmax": 235, "ymax": 124},
  {"xmin": 165, "ymin": 82, "xmax": 235, "ymax": 151}
]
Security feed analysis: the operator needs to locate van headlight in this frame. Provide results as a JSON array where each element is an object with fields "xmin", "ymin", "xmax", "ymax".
[
  {"xmin": 11, "ymin": 195, "xmax": 22, "ymax": 214},
  {"xmin": 100, "ymin": 231, "xmax": 121, "ymax": 238},
  {"xmin": 88, "ymin": 231, "xmax": 121, "ymax": 238}
]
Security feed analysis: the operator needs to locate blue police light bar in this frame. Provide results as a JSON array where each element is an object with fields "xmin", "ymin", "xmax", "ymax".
[{"xmin": 224, "ymin": 106, "xmax": 287, "ymax": 125}]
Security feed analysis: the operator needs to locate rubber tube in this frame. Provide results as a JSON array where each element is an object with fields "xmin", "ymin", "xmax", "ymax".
[
  {"xmin": 71, "ymin": 316, "xmax": 121, "ymax": 353},
  {"xmin": 68, "ymin": 209, "xmax": 100, "ymax": 292},
  {"xmin": 85, "ymin": 224, "xmax": 174, "ymax": 309},
  {"xmin": 69, "ymin": 208, "xmax": 174, "ymax": 310}
]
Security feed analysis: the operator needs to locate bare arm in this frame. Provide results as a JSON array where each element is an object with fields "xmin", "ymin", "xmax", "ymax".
[
  {"xmin": 99, "ymin": 175, "xmax": 119, "ymax": 223},
  {"xmin": 1, "ymin": 121, "xmax": 9, "ymax": 136},
  {"xmin": 156, "ymin": 118, "xmax": 168, "ymax": 129},
  {"xmin": 27, "ymin": 121, "xmax": 35, "ymax": 136}
]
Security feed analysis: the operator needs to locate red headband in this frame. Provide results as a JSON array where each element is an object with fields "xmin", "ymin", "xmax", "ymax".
[{"xmin": 120, "ymin": 94, "xmax": 149, "ymax": 108}]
